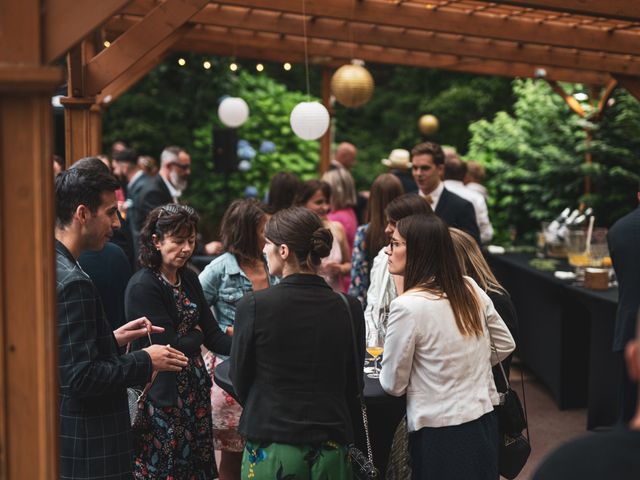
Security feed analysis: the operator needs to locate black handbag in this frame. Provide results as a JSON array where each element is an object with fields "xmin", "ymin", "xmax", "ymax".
[
  {"xmin": 487, "ymin": 328, "xmax": 531, "ymax": 480},
  {"xmin": 126, "ymin": 332, "xmax": 158, "ymax": 427},
  {"xmin": 338, "ymin": 293, "xmax": 380, "ymax": 480}
]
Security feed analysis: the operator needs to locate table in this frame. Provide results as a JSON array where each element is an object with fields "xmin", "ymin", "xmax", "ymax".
[
  {"xmin": 486, "ymin": 252, "xmax": 621, "ymax": 429},
  {"xmin": 214, "ymin": 359, "xmax": 406, "ymax": 474}
]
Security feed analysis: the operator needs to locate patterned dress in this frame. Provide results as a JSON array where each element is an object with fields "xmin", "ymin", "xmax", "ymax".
[{"xmin": 133, "ymin": 273, "xmax": 216, "ymax": 479}]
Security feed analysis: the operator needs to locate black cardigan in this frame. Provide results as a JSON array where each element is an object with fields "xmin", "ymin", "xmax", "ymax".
[
  {"xmin": 230, "ymin": 273, "xmax": 365, "ymax": 445},
  {"xmin": 125, "ymin": 267, "xmax": 231, "ymax": 407}
]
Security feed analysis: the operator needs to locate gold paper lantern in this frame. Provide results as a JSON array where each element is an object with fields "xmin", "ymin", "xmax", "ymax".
[
  {"xmin": 330, "ymin": 64, "xmax": 375, "ymax": 108},
  {"xmin": 419, "ymin": 114, "xmax": 439, "ymax": 135}
]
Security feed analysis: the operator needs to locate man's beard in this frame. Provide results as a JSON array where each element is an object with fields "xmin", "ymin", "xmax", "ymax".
[{"xmin": 169, "ymin": 170, "xmax": 188, "ymax": 191}]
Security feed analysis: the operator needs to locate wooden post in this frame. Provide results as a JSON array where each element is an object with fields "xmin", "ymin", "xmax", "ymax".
[{"xmin": 320, "ymin": 68, "xmax": 333, "ymax": 174}]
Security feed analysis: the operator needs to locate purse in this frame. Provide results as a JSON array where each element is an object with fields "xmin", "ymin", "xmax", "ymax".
[
  {"xmin": 338, "ymin": 293, "xmax": 380, "ymax": 480},
  {"xmin": 486, "ymin": 323, "xmax": 531, "ymax": 480},
  {"xmin": 126, "ymin": 331, "xmax": 158, "ymax": 427}
]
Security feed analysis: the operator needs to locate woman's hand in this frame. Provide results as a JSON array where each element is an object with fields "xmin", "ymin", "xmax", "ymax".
[
  {"xmin": 114, "ymin": 317, "xmax": 164, "ymax": 347},
  {"xmin": 143, "ymin": 344, "xmax": 188, "ymax": 372},
  {"xmin": 322, "ymin": 261, "xmax": 342, "ymax": 276}
]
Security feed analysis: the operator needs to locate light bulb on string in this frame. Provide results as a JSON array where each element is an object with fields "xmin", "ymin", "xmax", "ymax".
[
  {"xmin": 203, "ymin": 60, "xmax": 212, "ymax": 70},
  {"xmin": 230, "ymin": 62, "xmax": 238, "ymax": 72},
  {"xmin": 284, "ymin": 62, "xmax": 292, "ymax": 71},
  {"xmin": 178, "ymin": 58, "xmax": 186, "ymax": 67},
  {"xmin": 103, "ymin": 41, "xmax": 111, "ymax": 48},
  {"xmin": 256, "ymin": 63, "xmax": 264, "ymax": 72}
]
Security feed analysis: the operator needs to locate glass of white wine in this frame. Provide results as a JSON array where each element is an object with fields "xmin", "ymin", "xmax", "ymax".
[{"xmin": 366, "ymin": 330, "xmax": 385, "ymax": 379}]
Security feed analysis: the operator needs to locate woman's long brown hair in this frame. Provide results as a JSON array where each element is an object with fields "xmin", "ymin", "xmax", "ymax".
[
  {"xmin": 398, "ymin": 214, "xmax": 483, "ymax": 337},
  {"xmin": 364, "ymin": 174, "xmax": 404, "ymax": 259}
]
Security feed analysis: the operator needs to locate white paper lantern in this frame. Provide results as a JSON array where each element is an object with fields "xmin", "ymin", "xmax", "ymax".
[
  {"xmin": 290, "ymin": 102, "xmax": 330, "ymax": 140},
  {"xmin": 218, "ymin": 97, "xmax": 249, "ymax": 128}
]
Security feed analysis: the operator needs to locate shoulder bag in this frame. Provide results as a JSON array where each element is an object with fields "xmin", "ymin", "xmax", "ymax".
[
  {"xmin": 338, "ymin": 293, "xmax": 380, "ymax": 480},
  {"xmin": 126, "ymin": 331, "xmax": 158, "ymax": 427}
]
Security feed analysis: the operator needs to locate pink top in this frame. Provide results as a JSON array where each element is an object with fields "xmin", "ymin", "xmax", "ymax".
[{"xmin": 328, "ymin": 208, "xmax": 358, "ymax": 254}]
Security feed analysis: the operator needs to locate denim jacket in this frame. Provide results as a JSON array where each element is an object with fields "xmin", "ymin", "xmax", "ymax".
[{"xmin": 198, "ymin": 252, "xmax": 278, "ymax": 334}]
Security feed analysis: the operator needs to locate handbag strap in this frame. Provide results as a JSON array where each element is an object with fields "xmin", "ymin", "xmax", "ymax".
[
  {"xmin": 483, "ymin": 308, "xmax": 530, "ymax": 441},
  {"xmin": 127, "ymin": 330, "xmax": 159, "ymax": 401},
  {"xmin": 338, "ymin": 292, "xmax": 375, "ymax": 466}
]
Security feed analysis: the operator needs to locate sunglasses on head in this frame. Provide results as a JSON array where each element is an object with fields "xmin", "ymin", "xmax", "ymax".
[{"xmin": 159, "ymin": 204, "xmax": 195, "ymax": 217}]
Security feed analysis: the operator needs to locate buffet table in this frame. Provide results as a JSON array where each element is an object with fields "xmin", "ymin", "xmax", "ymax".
[
  {"xmin": 486, "ymin": 252, "xmax": 620, "ymax": 429},
  {"xmin": 214, "ymin": 359, "xmax": 406, "ymax": 474}
]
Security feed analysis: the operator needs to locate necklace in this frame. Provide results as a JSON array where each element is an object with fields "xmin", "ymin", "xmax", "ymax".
[{"xmin": 160, "ymin": 271, "xmax": 181, "ymax": 288}]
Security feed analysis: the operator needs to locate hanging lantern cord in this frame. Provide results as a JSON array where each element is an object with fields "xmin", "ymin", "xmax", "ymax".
[{"xmin": 301, "ymin": 0, "xmax": 311, "ymax": 101}]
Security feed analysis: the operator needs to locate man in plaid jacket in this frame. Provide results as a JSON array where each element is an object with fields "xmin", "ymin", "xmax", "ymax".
[{"xmin": 55, "ymin": 159, "xmax": 189, "ymax": 479}]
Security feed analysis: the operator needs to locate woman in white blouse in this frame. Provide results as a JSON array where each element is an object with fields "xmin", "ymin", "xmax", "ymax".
[{"xmin": 380, "ymin": 214, "xmax": 515, "ymax": 479}]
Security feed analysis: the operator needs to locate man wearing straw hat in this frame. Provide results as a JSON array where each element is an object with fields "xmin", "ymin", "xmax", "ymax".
[{"xmin": 382, "ymin": 148, "xmax": 418, "ymax": 194}]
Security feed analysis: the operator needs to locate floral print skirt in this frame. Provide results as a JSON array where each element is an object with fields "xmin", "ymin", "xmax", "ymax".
[{"xmin": 242, "ymin": 440, "xmax": 353, "ymax": 480}]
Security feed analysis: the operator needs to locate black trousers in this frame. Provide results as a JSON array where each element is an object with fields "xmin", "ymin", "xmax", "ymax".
[{"xmin": 409, "ymin": 411, "xmax": 499, "ymax": 480}]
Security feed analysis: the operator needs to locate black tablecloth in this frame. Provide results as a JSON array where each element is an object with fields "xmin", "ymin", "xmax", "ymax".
[
  {"xmin": 214, "ymin": 359, "xmax": 405, "ymax": 474},
  {"xmin": 486, "ymin": 252, "xmax": 621, "ymax": 429}
]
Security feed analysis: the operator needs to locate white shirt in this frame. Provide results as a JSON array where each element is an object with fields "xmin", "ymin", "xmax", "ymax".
[
  {"xmin": 160, "ymin": 174, "xmax": 182, "ymax": 203},
  {"xmin": 364, "ymin": 247, "xmax": 397, "ymax": 342},
  {"xmin": 380, "ymin": 277, "xmax": 515, "ymax": 431},
  {"xmin": 444, "ymin": 179, "xmax": 493, "ymax": 243},
  {"xmin": 418, "ymin": 181, "xmax": 444, "ymax": 211},
  {"xmin": 466, "ymin": 182, "xmax": 488, "ymax": 201}
]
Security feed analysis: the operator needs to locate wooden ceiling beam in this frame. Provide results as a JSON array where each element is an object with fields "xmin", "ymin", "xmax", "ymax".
[
  {"xmin": 614, "ymin": 74, "xmax": 640, "ymax": 102},
  {"xmin": 168, "ymin": 26, "xmax": 610, "ymax": 85},
  {"xmin": 84, "ymin": 0, "xmax": 208, "ymax": 96},
  {"xmin": 44, "ymin": 0, "xmax": 134, "ymax": 63},
  {"xmin": 490, "ymin": 1, "xmax": 640, "ymax": 22}
]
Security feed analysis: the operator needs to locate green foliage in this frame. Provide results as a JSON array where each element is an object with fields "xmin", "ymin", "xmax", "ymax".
[{"xmin": 468, "ymin": 79, "xmax": 640, "ymax": 244}]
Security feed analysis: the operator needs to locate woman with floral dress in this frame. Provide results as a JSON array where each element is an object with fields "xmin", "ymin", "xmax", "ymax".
[
  {"xmin": 125, "ymin": 204, "xmax": 231, "ymax": 479},
  {"xmin": 199, "ymin": 198, "xmax": 278, "ymax": 479}
]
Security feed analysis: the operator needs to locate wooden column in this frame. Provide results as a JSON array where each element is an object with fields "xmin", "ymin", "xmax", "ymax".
[
  {"xmin": 319, "ymin": 68, "xmax": 333, "ymax": 174},
  {"xmin": 61, "ymin": 97, "xmax": 103, "ymax": 163},
  {"xmin": 0, "ymin": 66, "xmax": 62, "ymax": 480}
]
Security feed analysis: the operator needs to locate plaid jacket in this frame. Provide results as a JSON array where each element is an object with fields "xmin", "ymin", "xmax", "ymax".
[{"xmin": 56, "ymin": 241, "xmax": 152, "ymax": 480}]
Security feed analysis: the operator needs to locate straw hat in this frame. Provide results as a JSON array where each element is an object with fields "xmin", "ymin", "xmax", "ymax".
[{"xmin": 381, "ymin": 149, "xmax": 411, "ymax": 170}]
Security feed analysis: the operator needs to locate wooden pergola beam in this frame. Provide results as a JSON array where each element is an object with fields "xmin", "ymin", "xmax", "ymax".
[
  {"xmin": 44, "ymin": 0, "xmax": 134, "ymax": 63},
  {"xmin": 196, "ymin": 0, "xmax": 640, "ymax": 56},
  {"xmin": 614, "ymin": 74, "xmax": 640, "ymax": 102},
  {"xmin": 491, "ymin": 1, "xmax": 640, "ymax": 22},
  {"xmin": 85, "ymin": 0, "xmax": 208, "ymax": 96},
  {"xmin": 113, "ymin": 6, "xmax": 640, "ymax": 76},
  {"xmin": 169, "ymin": 25, "xmax": 610, "ymax": 85}
]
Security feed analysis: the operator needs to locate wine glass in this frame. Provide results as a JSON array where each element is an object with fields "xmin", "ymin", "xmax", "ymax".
[{"xmin": 366, "ymin": 328, "xmax": 385, "ymax": 379}]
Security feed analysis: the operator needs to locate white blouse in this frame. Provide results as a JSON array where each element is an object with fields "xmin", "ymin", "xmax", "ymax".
[{"xmin": 380, "ymin": 277, "xmax": 515, "ymax": 432}]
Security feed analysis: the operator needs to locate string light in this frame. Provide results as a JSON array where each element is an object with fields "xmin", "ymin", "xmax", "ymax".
[
  {"xmin": 256, "ymin": 63, "xmax": 264, "ymax": 72},
  {"xmin": 203, "ymin": 60, "xmax": 212, "ymax": 70},
  {"xmin": 178, "ymin": 58, "xmax": 186, "ymax": 66},
  {"xmin": 103, "ymin": 41, "xmax": 111, "ymax": 48},
  {"xmin": 230, "ymin": 62, "xmax": 238, "ymax": 72},
  {"xmin": 283, "ymin": 62, "xmax": 292, "ymax": 71}
]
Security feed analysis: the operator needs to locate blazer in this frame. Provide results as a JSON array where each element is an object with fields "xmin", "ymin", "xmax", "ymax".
[
  {"xmin": 435, "ymin": 188, "xmax": 481, "ymax": 244},
  {"xmin": 230, "ymin": 274, "xmax": 365, "ymax": 445},
  {"xmin": 56, "ymin": 240, "xmax": 152, "ymax": 480},
  {"xmin": 125, "ymin": 267, "xmax": 231, "ymax": 407},
  {"xmin": 135, "ymin": 174, "xmax": 173, "ymax": 232},
  {"xmin": 607, "ymin": 206, "xmax": 640, "ymax": 352},
  {"xmin": 126, "ymin": 171, "xmax": 151, "ymax": 247}
]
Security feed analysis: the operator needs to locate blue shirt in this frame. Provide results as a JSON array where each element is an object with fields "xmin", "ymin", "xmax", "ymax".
[{"xmin": 199, "ymin": 252, "xmax": 278, "ymax": 333}]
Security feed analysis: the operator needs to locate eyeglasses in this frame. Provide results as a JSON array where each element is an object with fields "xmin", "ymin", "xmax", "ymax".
[
  {"xmin": 159, "ymin": 204, "xmax": 195, "ymax": 217},
  {"xmin": 171, "ymin": 162, "xmax": 191, "ymax": 171},
  {"xmin": 388, "ymin": 240, "xmax": 406, "ymax": 251}
]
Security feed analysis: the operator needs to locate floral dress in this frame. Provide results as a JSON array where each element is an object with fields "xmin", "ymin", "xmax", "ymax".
[
  {"xmin": 348, "ymin": 224, "xmax": 370, "ymax": 308},
  {"xmin": 133, "ymin": 273, "xmax": 216, "ymax": 479}
]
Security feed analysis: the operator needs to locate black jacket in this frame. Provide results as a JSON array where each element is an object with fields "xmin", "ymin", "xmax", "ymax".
[
  {"xmin": 608, "ymin": 206, "xmax": 640, "ymax": 352},
  {"xmin": 125, "ymin": 267, "xmax": 231, "ymax": 406},
  {"xmin": 436, "ymin": 188, "xmax": 481, "ymax": 244},
  {"xmin": 135, "ymin": 175, "xmax": 173, "ymax": 232},
  {"xmin": 56, "ymin": 241, "xmax": 152, "ymax": 480},
  {"xmin": 230, "ymin": 274, "xmax": 365, "ymax": 445}
]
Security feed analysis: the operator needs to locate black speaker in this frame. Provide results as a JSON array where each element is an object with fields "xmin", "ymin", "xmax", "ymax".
[{"xmin": 213, "ymin": 127, "xmax": 238, "ymax": 174}]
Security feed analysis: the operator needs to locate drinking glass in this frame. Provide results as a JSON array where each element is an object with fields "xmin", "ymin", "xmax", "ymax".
[{"xmin": 366, "ymin": 328, "xmax": 385, "ymax": 379}]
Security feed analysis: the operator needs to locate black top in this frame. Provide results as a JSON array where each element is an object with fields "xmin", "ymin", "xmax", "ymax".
[
  {"xmin": 435, "ymin": 187, "xmax": 481, "ymax": 244},
  {"xmin": 532, "ymin": 428, "xmax": 640, "ymax": 479},
  {"xmin": 608, "ymin": 206, "xmax": 640, "ymax": 352},
  {"xmin": 125, "ymin": 267, "xmax": 231, "ymax": 407},
  {"xmin": 135, "ymin": 175, "xmax": 173, "ymax": 232},
  {"xmin": 230, "ymin": 273, "xmax": 366, "ymax": 445},
  {"xmin": 489, "ymin": 290, "xmax": 518, "ymax": 391},
  {"xmin": 79, "ymin": 242, "xmax": 132, "ymax": 330}
]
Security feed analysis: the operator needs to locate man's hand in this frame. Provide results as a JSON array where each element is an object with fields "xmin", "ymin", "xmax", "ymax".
[
  {"xmin": 204, "ymin": 241, "xmax": 223, "ymax": 255},
  {"xmin": 143, "ymin": 345, "xmax": 189, "ymax": 372},
  {"xmin": 114, "ymin": 317, "xmax": 164, "ymax": 347}
]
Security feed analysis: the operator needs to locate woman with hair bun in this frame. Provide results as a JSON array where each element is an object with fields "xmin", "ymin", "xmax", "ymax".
[{"xmin": 230, "ymin": 206, "xmax": 365, "ymax": 479}]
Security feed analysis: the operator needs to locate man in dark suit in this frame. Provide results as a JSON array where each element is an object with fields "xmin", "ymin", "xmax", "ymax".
[
  {"xmin": 55, "ymin": 162, "xmax": 188, "ymax": 479},
  {"xmin": 410, "ymin": 141, "xmax": 480, "ymax": 244},
  {"xmin": 136, "ymin": 145, "xmax": 190, "ymax": 233},
  {"xmin": 608, "ymin": 188, "xmax": 640, "ymax": 423}
]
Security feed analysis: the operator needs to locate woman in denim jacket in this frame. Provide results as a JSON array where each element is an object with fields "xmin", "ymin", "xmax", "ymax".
[{"xmin": 199, "ymin": 199, "xmax": 278, "ymax": 480}]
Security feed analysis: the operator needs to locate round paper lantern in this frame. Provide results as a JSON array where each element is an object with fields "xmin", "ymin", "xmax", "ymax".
[
  {"xmin": 218, "ymin": 97, "xmax": 249, "ymax": 128},
  {"xmin": 419, "ymin": 114, "xmax": 439, "ymax": 135},
  {"xmin": 330, "ymin": 64, "xmax": 375, "ymax": 108},
  {"xmin": 290, "ymin": 102, "xmax": 330, "ymax": 140}
]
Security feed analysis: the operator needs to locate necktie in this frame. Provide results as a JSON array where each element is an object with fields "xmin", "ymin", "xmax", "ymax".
[{"xmin": 424, "ymin": 194, "xmax": 433, "ymax": 205}]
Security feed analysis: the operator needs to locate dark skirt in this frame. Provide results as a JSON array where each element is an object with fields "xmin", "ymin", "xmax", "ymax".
[{"xmin": 409, "ymin": 411, "xmax": 498, "ymax": 480}]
